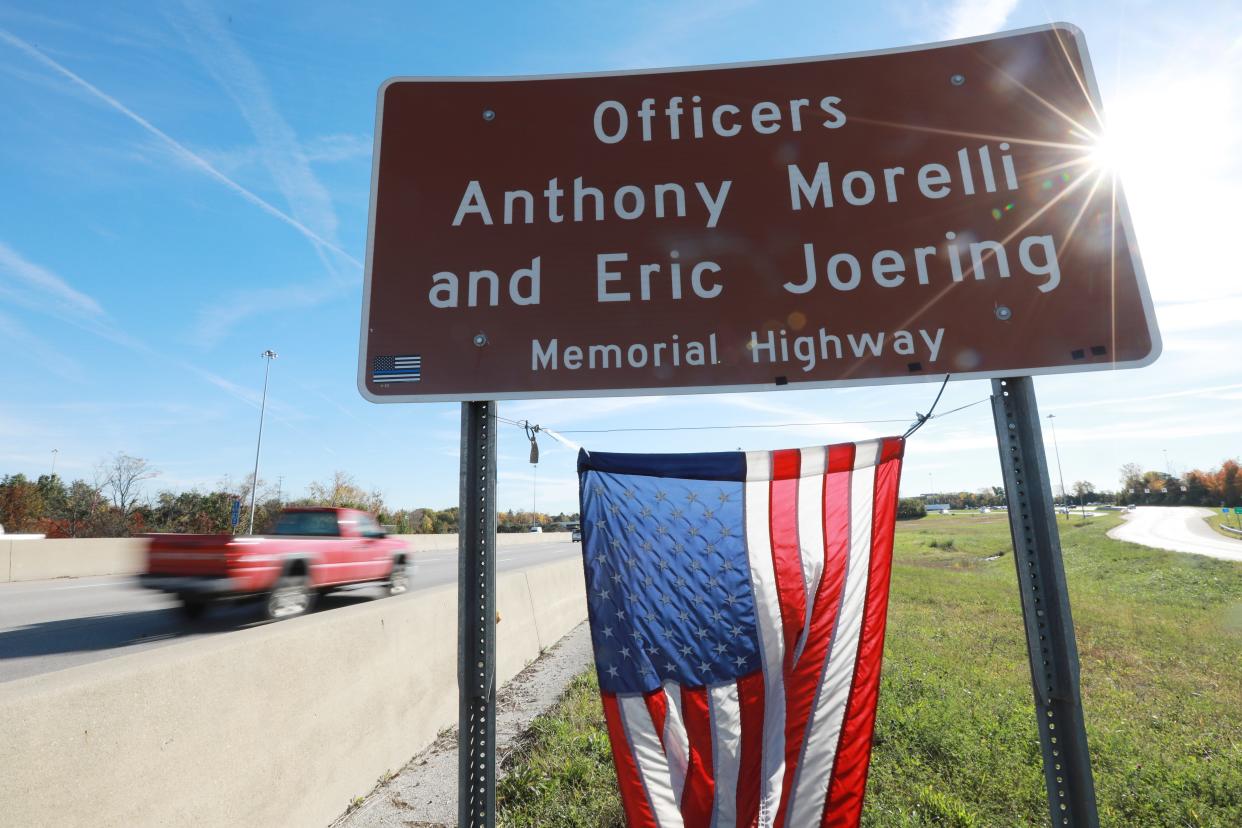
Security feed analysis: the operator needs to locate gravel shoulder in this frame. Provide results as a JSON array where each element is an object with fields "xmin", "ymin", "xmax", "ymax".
[{"xmin": 332, "ymin": 622, "xmax": 594, "ymax": 828}]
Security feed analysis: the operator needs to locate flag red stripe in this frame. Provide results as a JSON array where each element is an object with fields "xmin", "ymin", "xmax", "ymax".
[
  {"xmin": 602, "ymin": 693, "xmax": 660, "ymax": 828},
  {"xmin": 735, "ymin": 670, "xmax": 766, "ymax": 827},
  {"xmin": 645, "ymin": 688, "xmax": 669, "ymax": 752},
  {"xmin": 769, "ymin": 448, "xmax": 807, "ymax": 674},
  {"xmin": 822, "ymin": 438, "xmax": 904, "ymax": 827},
  {"xmin": 774, "ymin": 442, "xmax": 856, "ymax": 827},
  {"xmin": 679, "ymin": 686, "xmax": 716, "ymax": 827}
]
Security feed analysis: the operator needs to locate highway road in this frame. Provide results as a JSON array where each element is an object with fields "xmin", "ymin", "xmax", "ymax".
[
  {"xmin": 1108, "ymin": 506, "xmax": 1242, "ymax": 562},
  {"xmin": 0, "ymin": 538, "xmax": 582, "ymax": 684}
]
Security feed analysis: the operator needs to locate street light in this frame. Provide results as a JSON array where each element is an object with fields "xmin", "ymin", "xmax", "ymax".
[
  {"xmin": 1046, "ymin": 413, "xmax": 1070, "ymax": 520},
  {"xmin": 50, "ymin": 448, "xmax": 58, "ymax": 477},
  {"xmin": 247, "ymin": 350, "xmax": 278, "ymax": 535}
]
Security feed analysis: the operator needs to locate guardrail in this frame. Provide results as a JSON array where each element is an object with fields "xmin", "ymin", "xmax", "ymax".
[
  {"xmin": 0, "ymin": 555, "xmax": 587, "ymax": 828},
  {"xmin": 1220, "ymin": 523, "xmax": 1242, "ymax": 537},
  {"xmin": 0, "ymin": 531, "xmax": 566, "ymax": 583}
]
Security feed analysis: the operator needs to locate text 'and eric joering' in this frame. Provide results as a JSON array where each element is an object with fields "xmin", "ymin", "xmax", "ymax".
[{"xmin": 421, "ymin": 93, "xmax": 1066, "ymax": 374}]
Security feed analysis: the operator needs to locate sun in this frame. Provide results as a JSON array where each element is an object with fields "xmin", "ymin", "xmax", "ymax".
[{"xmin": 1085, "ymin": 129, "xmax": 1122, "ymax": 176}]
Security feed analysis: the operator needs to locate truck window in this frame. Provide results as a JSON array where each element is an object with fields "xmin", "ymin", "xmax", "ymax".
[
  {"xmin": 271, "ymin": 512, "xmax": 341, "ymax": 537},
  {"xmin": 356, "ymin": 513, "xmax": 385, "ymax": 538}
]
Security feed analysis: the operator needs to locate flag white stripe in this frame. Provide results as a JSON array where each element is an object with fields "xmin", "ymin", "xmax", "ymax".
[
  {"xmin": 786, "ymin": 453, "xmax": 878, "ymax": 826},
  {"xmin": 748, "ymin": 443, "xmax": 882, "ymax": 475},
  {"xmin": 743, "ymin": 451, "xmax": 785, "ymax": 827},
  {"xmin": 619, "ymin": 694, "xmax": 685, "ymax": 827},
  {"xmin": 791, "ymin": 446, "xmax": 827, "ymax": 667},
  {"xmin": 851, "ymin": 440, "xmax": 882, "ymax": 470},
  {"xmin": 709, "ymin": 681, "xmax": 742, "ymax": 828},
  {"xmin": 663, "ymin": 682, "xmax": 690, "ymax": 806}
]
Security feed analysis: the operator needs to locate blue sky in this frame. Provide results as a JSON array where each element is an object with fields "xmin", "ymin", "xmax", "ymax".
[{"xmin": 1, "ymin": 0, "xmax": 1239, "ymax": 515}]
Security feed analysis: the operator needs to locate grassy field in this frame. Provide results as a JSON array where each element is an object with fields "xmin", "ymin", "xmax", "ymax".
[{"xmin": 497, "ymin": 514, "xmax": 1242, "ymax": 827}]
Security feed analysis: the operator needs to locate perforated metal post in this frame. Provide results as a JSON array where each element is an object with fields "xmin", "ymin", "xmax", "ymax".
[
  {"xmin": 991, "ymin": 377, "xmax": 1098, "ymax": 827},
  {"xmin": 458, "ymin": 401, "xmax": 497, "ymax": 827}
]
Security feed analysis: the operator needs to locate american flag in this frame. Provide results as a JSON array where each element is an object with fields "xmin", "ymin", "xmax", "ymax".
[
  {"xmin": 371, "ymin": 354, "xmax": 421, "ymax": 383},
  {"xmin": 578, "ymin": 438, "xmax": 904, "ymax": 828}
]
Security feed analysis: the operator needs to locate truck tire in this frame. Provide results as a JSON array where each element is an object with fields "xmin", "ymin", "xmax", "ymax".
[
  {"xmin": 386, "ymin": 558, "xmax": 409, "ymax": 596},
  {"xmin": 264, "ymin": 575, "xmax": 312, "ymax": 620},
  {"xmin": 178, "ymin": 597, "xmax": 208, "ymax": 621}
]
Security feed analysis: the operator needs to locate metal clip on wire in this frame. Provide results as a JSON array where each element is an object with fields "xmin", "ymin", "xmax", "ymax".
[{"xmin": 903, "ymin": 374, "xmax": 950, "ymax": 439}]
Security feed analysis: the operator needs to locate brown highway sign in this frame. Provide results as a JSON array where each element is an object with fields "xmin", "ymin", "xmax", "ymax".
[{"xmin": 357, "ymin": 23, "xmax": 1159, "ymax": 403}]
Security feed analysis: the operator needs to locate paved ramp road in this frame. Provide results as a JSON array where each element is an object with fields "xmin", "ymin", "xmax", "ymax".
[
  {"xmin": 1108, "ymin": 506, "xmax": 1242, "ymax": 562},
  {"xmin": 0, "ymin": 538, "xmax": 582, "ymax": 683}
]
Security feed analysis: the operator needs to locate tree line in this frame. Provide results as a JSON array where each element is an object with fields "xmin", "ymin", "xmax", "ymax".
[
  {"xmin": 0, "ymin": 454, "xmax": 578, "ymax": 538},
  {"xmin": 911, "ymin": 457, "xmax": 1242, "ymax": 513},
  {"xmin": 1115, "ymin": 458, "xmax": 1241, "ymax": 507}
]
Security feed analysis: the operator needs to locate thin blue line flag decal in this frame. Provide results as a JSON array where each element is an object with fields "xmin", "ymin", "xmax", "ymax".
[{"xmin": 371, "ymin": 354, "xmax": 421, "ymax": 383}]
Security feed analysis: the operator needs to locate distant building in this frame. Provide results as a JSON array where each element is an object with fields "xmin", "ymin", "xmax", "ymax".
[{"xmin": 926, "ymin": 503, "xmax": 952, "ymax": 513}]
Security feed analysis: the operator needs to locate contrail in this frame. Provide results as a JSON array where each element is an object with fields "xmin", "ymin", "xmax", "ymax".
[{"xmin": 0, "ymin": 27, "xmax": 363, "ymax": 269}]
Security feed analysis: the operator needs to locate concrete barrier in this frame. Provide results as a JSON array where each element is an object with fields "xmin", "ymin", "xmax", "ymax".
[
  {"xmin": 0, "ymin": 556, "xmax": 588, "ymax": 828},
  {"xmin": 6, "ymin": 538, "xmax": 144, "ymax": 582},
  {"xmin": 0, "ymin": 531, "xmax": 577, "ymax": 583}
]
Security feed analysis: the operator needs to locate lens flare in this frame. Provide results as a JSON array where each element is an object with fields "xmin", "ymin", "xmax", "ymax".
[{"xmin": 1086, "ymin": 131, "xmax": 1120, "ymax": 174}]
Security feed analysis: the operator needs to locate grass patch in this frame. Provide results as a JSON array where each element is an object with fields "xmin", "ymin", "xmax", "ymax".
[
  {"xmin": 497, "ymin": 514, "xmax": 1242, "ymax": 827},
  {"xmin": 1206, "ymin": 511, "xmax": 1242, "ymax": 541},
  {"xmin": 497, "ymin": 672, "xmax": 626, "ymax": 827}
]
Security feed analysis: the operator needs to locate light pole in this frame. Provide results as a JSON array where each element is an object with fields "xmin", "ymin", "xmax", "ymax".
[
  {"xmin": 50, "ymin": 448, "xmax": 58, "ymax": 477},
  {"xmin": 1163, "ymin": 448, "xmax": 1172, "ymax": 477},
  {"xmin": 248, "ymin": 350, "xmax": 278, "ymax": 534},
  {"xmin": 1046, "ymin": 413, "xmax": 1069, "ymax": 520}
]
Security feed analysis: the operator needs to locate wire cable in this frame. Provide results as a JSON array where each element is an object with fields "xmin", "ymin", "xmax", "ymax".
[
  {"xmin": 902, "ymin": 374, "xmax": 950, "ymax": 439},
  {"xmin": 557, "ymin": 416, "xmax": 912, "ymax": 435},
  {"xmin": 491, "ymin": 378, "xmax": 986, "ymax": 443}
]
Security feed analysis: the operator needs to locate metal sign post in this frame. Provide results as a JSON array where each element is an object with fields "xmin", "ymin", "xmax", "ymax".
[
  {"xmin": 991, "ymin": 377, "xmax": 1098, "ymax": 827},
  {"xmin": 458, "ymin": 400, "xmax": 497, "ymax": 827}
]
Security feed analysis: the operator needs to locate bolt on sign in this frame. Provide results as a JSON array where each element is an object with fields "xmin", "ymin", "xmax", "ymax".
[{"xmin": 357, "ymin": 23, "xmax": 1159, "ymax": 403}]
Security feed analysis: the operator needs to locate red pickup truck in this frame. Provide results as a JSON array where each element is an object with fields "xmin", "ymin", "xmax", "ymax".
[{"xmin": 140, "ymin": 507, "xmax": 411, "ymax": 621}]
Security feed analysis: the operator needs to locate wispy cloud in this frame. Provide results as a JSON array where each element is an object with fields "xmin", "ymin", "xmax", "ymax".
[
  {"xmin": 192, "ymin": 281, "xmax": 340, "ymax": 346},
  {"xmin": 304, "ymin": 133, "xmax": 372, "ymax": 163},
  {"xmin": 0, "ymin": 237, "xmax": 150, "ymax": 356},
  {"xmin": 0, "ymin": 236, "xmax": 314, "ymax": 425},
  {"xmin": 939, "ymin": 0, "xmax": 1019, "ymax": 40},
  {"xmin": 173, "ymin": 1, "xmax": 345, "ymax": 267},
  {"xmin": 165, "ymin": 1, "xmax": 369, "ymax": 345},
  {"xmin": 198, "ymin": 132, "xmax": 371, "ymax": 178},
  {"xmin": 0, "ymin": 25, "xmax": 360, "ymax": 268},
  {"xmin": 1050, "ymin": 381, "xmax": 1242, "ymax": 412},
  {"xmin": 502, "ymin": 396, "xmax": 670, "ymax": 427},
  {"xmin": 0, "ymin": 240, "xmax": 103, "ymax": 316},
  {"xmin": 0, "ymin": 308, "xmax": 83, "ymax": 381},
  {"xmin": 1153, "ymin": 296, "xmax": 1242, "ymax": 335}
]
